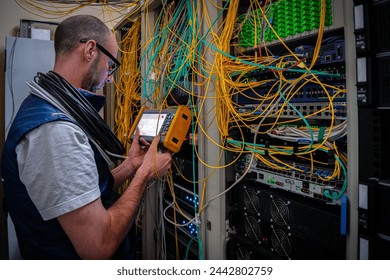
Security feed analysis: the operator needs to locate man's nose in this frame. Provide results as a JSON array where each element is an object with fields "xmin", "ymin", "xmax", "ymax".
[{"xmin": 106, "ymin": 74, "xmax": 114, "ymax": 83}]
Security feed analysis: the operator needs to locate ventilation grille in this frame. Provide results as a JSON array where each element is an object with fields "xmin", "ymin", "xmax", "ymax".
[
  {"xmin": 377, "ymin": 56, "xmax": 390, "ymax": 106},
  {"xmin": 374, "ymin": 2, "xmax": 390, "ymax": 52}
]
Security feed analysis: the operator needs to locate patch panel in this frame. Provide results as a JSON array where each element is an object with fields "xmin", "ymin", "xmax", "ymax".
[
  {"xmin": 238, "ymin": 0, "xmax": 333, "ymax": 47},
  {"xmin": 294, "ymin": 84, "xmax": 346, "ymax": 102},
  {"xmin": 239, "ymin": 101, "xmax": 347, "ymax": 120},
  {"xmin": 237, "ymin": 83, "xmax": 346, "ymax": 104},
  {"xmin": 235, "ymin": 61, "xmax": 345, "ymax": 82}
]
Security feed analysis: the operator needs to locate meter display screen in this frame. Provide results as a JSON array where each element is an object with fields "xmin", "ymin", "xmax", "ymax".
[{"xmin": 136, "ymin": 113, "xmax": 167, "ymax": 138}]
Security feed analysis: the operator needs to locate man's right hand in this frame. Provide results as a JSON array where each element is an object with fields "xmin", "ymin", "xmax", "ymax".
[{"xmin": 138, "ymin": 135, "xmax": 172, "ymax": 180}]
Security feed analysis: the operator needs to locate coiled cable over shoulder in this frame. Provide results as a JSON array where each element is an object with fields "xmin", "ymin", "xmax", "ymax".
[{"xmin": 32, "ymin": 71, "xmax": 125, "ymax": 163}]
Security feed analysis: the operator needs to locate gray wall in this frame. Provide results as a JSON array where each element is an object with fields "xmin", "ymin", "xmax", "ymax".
[{"xmin": 0, "ymin": 0, "xmax": 125, "ymax": 259}]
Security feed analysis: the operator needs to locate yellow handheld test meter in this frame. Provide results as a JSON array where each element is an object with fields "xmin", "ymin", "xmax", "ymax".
[{"xmin": 129, "ymin": 106, "xmax": 192, "ymax": 153}]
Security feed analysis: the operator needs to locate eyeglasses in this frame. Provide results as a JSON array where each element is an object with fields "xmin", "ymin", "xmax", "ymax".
[{"xmin": 80, "ymin": 38, "xmax": 120, "ymax": 76}]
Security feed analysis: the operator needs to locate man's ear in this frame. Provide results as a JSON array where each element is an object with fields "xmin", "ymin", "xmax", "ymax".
[{"xmin": 83, "ymin": 40, "xmax": 96, "ymax": 62}]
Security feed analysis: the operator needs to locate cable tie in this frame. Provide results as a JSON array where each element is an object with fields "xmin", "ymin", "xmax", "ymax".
[
  {"xmin": 195, "ymin": 213, "xmax": 201, "ymax": 226},
  {"xmin": 318, "ymin": 126, "xmax": 326, "ymax": 142}
]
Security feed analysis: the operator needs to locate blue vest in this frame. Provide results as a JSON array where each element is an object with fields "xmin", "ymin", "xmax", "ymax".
[{"xmin": 0, "ymin": 90, "xmax": 131, "ymax": 259}]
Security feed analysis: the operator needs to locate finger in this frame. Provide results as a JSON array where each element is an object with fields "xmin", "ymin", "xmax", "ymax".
[
  {"xmin": 130, "ymin": 127, "xmax": 140, "ymax": 144},
  {"xmin": 149, "ymin": 135, "xmax": 161, "ymax": 154},
  {"xmin": 139, "ymin": 137, "xmax": 150, "ymax": 147},
  {"xmin": 152, "ymin": 135, "xmax": 160, "ymax": 146}
]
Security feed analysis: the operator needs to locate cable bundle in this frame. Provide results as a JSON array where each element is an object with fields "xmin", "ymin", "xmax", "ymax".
[{"xmin": 31, "ymin": 71, "xmax": 125, "ymax": 164}]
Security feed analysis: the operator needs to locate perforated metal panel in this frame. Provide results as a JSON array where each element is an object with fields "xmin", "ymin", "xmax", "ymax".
[
  {"xmin": 377, "ymin": 56, "xmax": 390, "ymax": 106},
  {"xmin": 373, "ymin": 1, "xmax": 390, "ymax": 53}
]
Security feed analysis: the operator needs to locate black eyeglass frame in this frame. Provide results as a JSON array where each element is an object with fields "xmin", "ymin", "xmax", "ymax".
[{"xmin": 79, "ymin": 38, "xmax": 120, "ymax": 76}]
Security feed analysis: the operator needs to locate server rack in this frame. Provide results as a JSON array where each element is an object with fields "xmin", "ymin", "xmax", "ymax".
[
  {"xmin": 137, "ymin": 0, "xmax": 358, "ymax": 260},
  {"xmin": 354, "ymin": 0, "xmax": 390, "ymax": 259}
]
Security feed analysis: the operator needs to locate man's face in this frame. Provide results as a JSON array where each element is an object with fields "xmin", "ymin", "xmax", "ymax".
[
  {"xmin": 80, "ymin": 35, "xmax": 119, "ymax": 93},
  {"xmin": 81, "ymin": 52, "xmax": 106, "ymax": 93}
]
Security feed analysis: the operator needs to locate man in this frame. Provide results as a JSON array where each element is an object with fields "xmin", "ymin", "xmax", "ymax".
[{"xmin": 0, "ymin": 14, "xmax": 172, "ymax": 259}]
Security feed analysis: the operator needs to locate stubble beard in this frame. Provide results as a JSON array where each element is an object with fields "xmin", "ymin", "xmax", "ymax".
[{"xmin": 81, "ymin": 57, "xmax": 101, "ymax": 93}]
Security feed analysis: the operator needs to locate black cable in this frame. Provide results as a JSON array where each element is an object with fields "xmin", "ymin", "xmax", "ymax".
[{"xmin": 34, "ymin": 71, "xmax": 125, "ymax": 158}]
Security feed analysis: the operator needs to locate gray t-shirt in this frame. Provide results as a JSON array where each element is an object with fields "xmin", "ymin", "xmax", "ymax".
[{"xmin": 15, "ymin": 121, "xmax": 101, "ymax": 221}]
